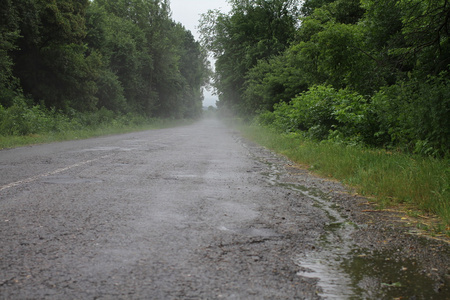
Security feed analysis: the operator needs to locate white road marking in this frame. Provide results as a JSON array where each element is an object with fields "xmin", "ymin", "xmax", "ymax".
[
  {"xmin": 0, "ymin": 133, "xmax": 179, "ymax": 193},
  {"xmin": 0, "ymin": 155, "xmax": 109, "ymax": 192}
]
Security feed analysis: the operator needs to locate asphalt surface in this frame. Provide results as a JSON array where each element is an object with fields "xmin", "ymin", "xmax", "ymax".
[
  {"xmin": 1, "ymin": 118, "xmax": 449, "ymax": 299},
  {"xmin": 0, "ymin": 118, "xmax": 324, "ymax": 299}
]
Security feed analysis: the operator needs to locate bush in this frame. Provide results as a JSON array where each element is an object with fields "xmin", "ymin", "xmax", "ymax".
[
  {"xmin": 371, "ymin": 73, "xmax": 450, "ymax": 157},
  {"xmin": 258, "ymin": 78, "xmax": 449, "ymax": 158},
  {"xmin": 0, "ymin": 96, "xmax": 46, "ymax": 135},
  {"xmin": 260, "ymin": 85, "xmax": 373, "ymax": 142},
  {"xmin": 0, "ymin": 98, "xmax": 129, "ymax": 136}
]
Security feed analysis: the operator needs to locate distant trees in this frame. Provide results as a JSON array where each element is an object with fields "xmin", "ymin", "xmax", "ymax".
[
  {"xmin": 199, "ymin": 0, "xmax": 299, "ymax": 114},
  {"xmin": 201, "ymin": 0, "xmax": 449, "ymax": 156},
  {"xmin": 0, "ymin": 0, "xmax": 209, "ymax": 119}
]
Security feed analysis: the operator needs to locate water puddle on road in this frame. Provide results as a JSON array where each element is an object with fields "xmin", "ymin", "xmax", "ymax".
[
  {"xmin": 341, "ymin": 249, "xmax": 450, "ymax": 299},
  {"xmin": 261, "ymin": 159, "xmax": 449, "ymax": 299}
]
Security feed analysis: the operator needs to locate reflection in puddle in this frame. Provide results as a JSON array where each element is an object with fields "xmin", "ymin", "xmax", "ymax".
[
  {"xmin": 299, "ymin": 250, "xmax": 355, "ymax": 299},
  {"xmin": 342, "ymin": 250, "xmax": 450, "ymax": 299},
  {"xmin": 293, "ymin": 189, "xmax": 358, "ymax": 299}
]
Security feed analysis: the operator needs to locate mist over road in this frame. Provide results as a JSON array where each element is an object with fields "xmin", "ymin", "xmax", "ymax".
[{"xmin": 1, "ymin": 118, "xmax": 449, "ymax": 299}]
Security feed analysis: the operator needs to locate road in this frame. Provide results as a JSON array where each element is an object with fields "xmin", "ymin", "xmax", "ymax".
[{"xmin": 1, "ymin": 118, "xmax": 449, "ymax": 299}]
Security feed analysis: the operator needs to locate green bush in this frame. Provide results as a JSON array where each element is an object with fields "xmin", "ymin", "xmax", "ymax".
[
  {"xmin": 0, "ymin": 96, "xmax": 44, "ymax": 135},
  {"xmin": 259, "ymin": 85, "xmax": 373, "ymax": 143},
  {"xmin": 291, "ymin": 85, "xmax": 339, "ymax": 139},
  {"xmin": 372, "ymin": 73, "xmax": 450, "ymax": 157},
  {"xmin": 0, "ymin": 97, "xmax": 148, "ymax": 137},
  {"xmin": 258, "ymin": 78, "xmax": 449, "ymax": 158}
]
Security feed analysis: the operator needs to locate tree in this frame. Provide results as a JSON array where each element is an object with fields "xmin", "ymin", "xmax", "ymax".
[
  {"xmin": 0, "ymin": 0, "xmax": 21, "ymax": 107},
  {"xmin": 10, "ymin": 0, "xmax": 99, "ymax": 111},
  {"xmin": 243, "ymin": 50, "xmax": 309, "ymax": 113},
  {"xmin": 396, "ymin": 0, "xmax": 450, "ymax": 75},
  {"xmin": 176, "ymin": 26, "xmax": 209, "ymax": 118},
  {"xmin": 92, "ymin": 0, "xmax": 208, "ymax": 118},
  {"xmin": 1, "ymin": 0, "xmax": 209, "ymax": 119},
  {"xmin": 200, "ymin": 0, "xmax": 299, "ymax": 113},
  {"xmin": 253, "ymin": 0, "xmax": 450, "ymax": 156}
]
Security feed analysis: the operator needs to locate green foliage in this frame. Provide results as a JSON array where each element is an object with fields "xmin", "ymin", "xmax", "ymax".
[
  {"xmin": 394, "ymin": 0, "xmax": 450, "ymax": 75},
  {"xmin": 372, "ymin": 73, "xmax": 450, "ymax": 157},
  {"xmin": 0, "ymin": 96, "xmax": 155, "ymax": 138},
  {"xmin": 200, "ymin": 0, "xmax": 299, "ymax": 111},
  {"xmin": 312, "ymin": 23, "xmax": 376, "ymax": 93},
  {"xmin": 205, "ymin": 0, "xmax": 449, "ymax": 157},
  {"xmin": 0, "ymin": 96, "xmax": 75, "ymax": 135},
  {"xmin": 241, "ymin": 123, "xmax": 450, "ymax": 225},
  {"xmin": 86, "ymin": 4, "xmax": 152, "ymax": 113},
  {"xmin": 86, "ymin": 0, "xmax": 208, "ymax": 118},
  {"xmin": 261, "ymin": 78, "xmax": 449, "ymax": 157},
  {"xmin": 300, "ymin": 0, "xmax": 335, "ymax": 16},
  {"xmin": 5, "ymin": 0, "xmax": 102, "ymax": 112},
  {"xmin": 0, "ymin": 0, "xmax": 27, "ymax": 107},
  {"xmin": 95, "ymin": 68, "xmax": 127, "ymax": 113},
  {"xmin": 243, "ymin": 50, "xmax": 309, "ymax": 113},
  {"xmin": 259, "ymin": 85, "xmax": 372, "ymax": 143},
  {"xmin": 241, "ymin": 1, "xmax": 382, "ymax": 115},
  {"xmin": 0, "ymin": 0, "xmax": 209, "ymax": 131}
]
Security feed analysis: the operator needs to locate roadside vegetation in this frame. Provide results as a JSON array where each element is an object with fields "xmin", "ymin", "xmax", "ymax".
[
  {"xmin": 0, "ymin": 99, "xmax": 192, "ymax": 149},
  {"xmin": 1, "ymin": 0, "xmax": 209, "ymax": 146},
  {"xmin": 240, "ymin": 124, "xmax": 450, "ymax": 231},
  {"xmin": 202, "ymin": 0, "xmax": 450, "ymax": 229}
]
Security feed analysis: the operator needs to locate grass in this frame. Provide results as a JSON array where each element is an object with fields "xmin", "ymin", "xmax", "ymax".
[
  {"xmin": 0, "ymin": 118, "xmax": 194, "ymax": 150},
  {"xmin": 239, "ymin": 124, "xmax": 450, "ymax": 228}
]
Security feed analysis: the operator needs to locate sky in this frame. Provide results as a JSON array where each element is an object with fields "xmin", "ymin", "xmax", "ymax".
[{"xmin": 169, "ymin": 0, "xmax": 231, "ymax": 107}]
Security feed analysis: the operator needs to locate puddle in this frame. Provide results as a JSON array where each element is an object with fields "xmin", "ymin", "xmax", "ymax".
[
  {"xmin": 342, "ymin": 249, "xmax": 450, "ymax": 299},
  {"xmin": 259, "ymin": 160, "xmax": 361, "ymax": 298},
  {"xmin": 292, "ymin": 187, "xmax": 359, "ymax": 299},
  {"xmin": 258, "ymin": 155, "xmax": 450, "ymax": 299}
]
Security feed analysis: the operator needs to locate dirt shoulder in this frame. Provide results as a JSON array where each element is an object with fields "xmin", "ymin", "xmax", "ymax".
[{"xmin": 240, "ymin": 134, "xmax": 450, "ymax": 298}]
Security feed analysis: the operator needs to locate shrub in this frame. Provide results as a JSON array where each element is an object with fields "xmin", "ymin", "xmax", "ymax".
[
  {"xmin": 371, "ymin": 73, "xmax": 450, "ymax": 157},
  {"xmin": 0, "ymin": 96, "xmax": 44, "ymax": 135},
  {"xmin": 260, "ymin": 85, "xmax": 373, "ymax": 143}
]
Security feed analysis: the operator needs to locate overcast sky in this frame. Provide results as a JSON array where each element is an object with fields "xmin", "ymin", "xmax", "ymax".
[{"xmin": 170, "ymin": 0, "xmax": 231, "ymax": 107}]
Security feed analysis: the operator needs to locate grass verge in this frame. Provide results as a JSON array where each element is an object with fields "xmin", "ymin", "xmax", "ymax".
[
  {"xmin": 0, "ymin": 119, "xmax": 194, "ymax": 150},
  {"xmin": 239, "ymin": 123, "xmax": 450, "ymax": 231}
]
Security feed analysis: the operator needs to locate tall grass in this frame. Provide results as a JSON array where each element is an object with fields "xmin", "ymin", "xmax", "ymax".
[
  {"xmin": 0, "ymin": 119, "xmax": 191, "ymax": 150},
  {"xmin": 240, "ymin": 124, "xmax": 450, "ymax": 226}
]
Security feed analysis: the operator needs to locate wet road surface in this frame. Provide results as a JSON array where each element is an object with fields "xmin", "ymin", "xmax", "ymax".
[{"xmin": 0, "ymin": 118, "xmax": 449, "ymax": 299}]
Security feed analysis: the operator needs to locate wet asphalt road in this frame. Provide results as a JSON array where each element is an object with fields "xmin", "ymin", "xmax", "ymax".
[
  {"xmin": 0, "ymin": 118, "xmax": 325, "ymax": 299},
  {"xmin": 2, "ymin": 118, "xmax": 449, "ymax": 300}
]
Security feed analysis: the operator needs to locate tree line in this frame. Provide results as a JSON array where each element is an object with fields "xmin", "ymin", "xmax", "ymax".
[
  {"xmin": 200, "ymin": 0, "xmax": 450, "ymax": 157},
  {"xmin": 0, "ymin": 0, "xmax": 209, "ymax": 133}
]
